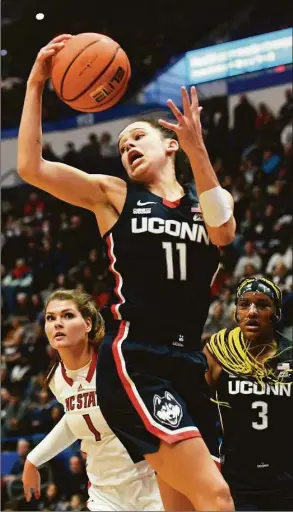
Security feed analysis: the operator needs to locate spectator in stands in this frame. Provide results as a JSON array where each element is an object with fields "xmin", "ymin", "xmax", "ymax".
[
  {"xmin": 233, "ymin": 94, "xmax": 257, "ymax": 152},
  {"xmin": 1, "ymin": 258, "xmax": 33, "ymax": 314},
  {"xmin": 37, "ymin": 483, "xmax": 64, "ymax": 512},
  {"xmin": 79, "ymin": 133, "xmax": 102, "ymax": 173},
  {"xmin": 2, "ymin": 439, "xmax": 30, "ymax": 484},
  {"xmin": 255, "ymin": 103, "xmax": 278, "ymax": 149},
  {"xmin": 99, "ymin": 131, "xmax": 118, "ymax": 159},
  {"xmin": 62, "ymin": 142, "xmax": 81, "ymax": 168},
  {"xmin": 42, "ymin": 143, "xmax": 59, "ymax": 162},
  {"xmin": 202, "ymin": 302, "xmax": 229, "ymax": 342},
  {"xmin": 61, "ymin": 456, "xmax": 88, "ymax": 501},
  {"xmin": 266, "ymin": 240, "xmax": 292, "ymax": 276},
  {"xmin": 233, "ymin": 241, "xmax": 262, "ymax": 279},
  {"xmin": 278, "ymin": 88, "xmax": 293, "ymax": 129},
  {"xmin": 2, "ymin": 316, "xmax": 24, "ymax": 352},
  {"xmin": 209, "ymin": 286, "xmax": 235, "ymax": 325},
  {"xmin": 261, "ymin": 148, "xmax": 281, "ymax": 180},
  {"xmin": 29, "ymin": 389, "xmax": 56, "ymax": 434},
  {"xmin": 271, "ymin": 262, "xmax": 292, "ymax": 293},
  {"xmin": 2, "ymin": 385, "xmax": 29, "ymax": 438},
  {"xmin": 25, "ymin": 373, "xmax": 47, "ymax": 402},
  {"xmin": 249, "ymin": 186, "xmax": 267, "ymax": 219},
  {"xmin": 242, "ymin": 263, "xmax": 262, "ymax": 279},
  {"xmin": 1, "ymin": 388, "xmax": 11, "ymax": 424},
  {"xmin": 47, "ymin": 405, "xmax": 63, "ymax": 431},
  {"xmin": 14, "ymin": 292, "xmax": 35, "ymax": 322},
  {"xmin": 67, "ymin": 494, "xmax": 86, "ymax": 511},
  {"xmin": 24, "ymin": 192, "xmax": 45, "ymax": 218}
]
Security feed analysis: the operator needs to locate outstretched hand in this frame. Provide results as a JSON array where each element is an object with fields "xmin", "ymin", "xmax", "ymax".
[
  {"xmin": 158, "ymin": 86, "xmax": 205, "ymax": 156},
  {"xmin": 22, "ymin": 459, "xmax": 41, "ymax": 502}
]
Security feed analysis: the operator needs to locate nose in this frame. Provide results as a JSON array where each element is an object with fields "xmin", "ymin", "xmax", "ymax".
[
  {"xmin": 247, "ymin": 303, "xmax": 258, "ymax": 316},
  {"xmin": 53, "ymin": 317, "xmax": 64, "ymax": 329},
  {"xmin": 125, "ymin": 141, "xmax": 135, "ymax": 152}
]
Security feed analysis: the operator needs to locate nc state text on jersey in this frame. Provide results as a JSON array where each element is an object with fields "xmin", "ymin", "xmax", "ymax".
[{"xmin": 65, "ymin": 391, "xmax": 97, "ymax": 411}]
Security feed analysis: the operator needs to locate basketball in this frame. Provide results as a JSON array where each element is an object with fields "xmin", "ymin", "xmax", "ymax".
[{"xmin": 51, "ymin": 33, "xmax": 131, "ymax": 113}]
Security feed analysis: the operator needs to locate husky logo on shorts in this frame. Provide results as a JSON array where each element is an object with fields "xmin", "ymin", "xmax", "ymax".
[{"xmin": 153, "ymin": 391, "xmax": 183, "ymax": 427}]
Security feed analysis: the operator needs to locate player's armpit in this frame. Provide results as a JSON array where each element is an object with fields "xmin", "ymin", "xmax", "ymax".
[
  {"xmin": 203, "ymin": 345, "xmax": 222, "ymax": 386},
  {"xmin": 19, "ymin": 159, "xmax": 126, "ymax": 212}
]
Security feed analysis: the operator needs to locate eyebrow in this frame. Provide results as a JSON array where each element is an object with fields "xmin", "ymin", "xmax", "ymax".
[
  {"xmin": 239, "ymin": 298, "xmax": 272, "ymax": 305},
  {"xmin": 118, "ymin": 128, "xmax": 145, "ymax": 149},
  {"xmin": 45, "ymin": 308, "xmax": 76, "ymax": 315}
]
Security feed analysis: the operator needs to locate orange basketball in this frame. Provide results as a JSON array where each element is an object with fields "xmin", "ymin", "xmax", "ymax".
[{"xmin": 51, "ymin": 33, "xmax": 131, "ymax": 113}]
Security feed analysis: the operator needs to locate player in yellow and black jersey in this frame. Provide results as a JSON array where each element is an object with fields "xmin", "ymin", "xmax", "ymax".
[{"xmin": 204, "ymin": 277, "xmax": 293, "ymax": 511}]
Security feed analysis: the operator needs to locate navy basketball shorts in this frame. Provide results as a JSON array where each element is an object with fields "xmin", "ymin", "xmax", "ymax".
[
  {"xmin": 231, "ymin": 489, "xmax": 293, "ymax": 511},
  {"xmin": 96, "ymin": 320, "xmax": 220, "ymax": 465}
]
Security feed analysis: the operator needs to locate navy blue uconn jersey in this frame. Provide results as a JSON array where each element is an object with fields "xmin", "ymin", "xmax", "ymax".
[
  {"xmin": 210, "ymin": 330, "xmax": 293, "ymax": 492},
  {"xmin": 102, "ymin": 181, "xmax": 219, "ymax": 347}
]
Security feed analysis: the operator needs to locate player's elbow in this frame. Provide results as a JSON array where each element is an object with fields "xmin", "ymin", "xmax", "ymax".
[
  {"xmin": 17, "ymin": 158, "xmax": 43, "ymax": 181},
  {"xmin": 208, "ymin": 216, "xmax": 236, "ymax": 247}
]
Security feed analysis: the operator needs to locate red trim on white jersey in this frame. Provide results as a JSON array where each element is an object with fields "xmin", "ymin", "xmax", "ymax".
[
  {"xmin": 86, "ymin": 350, "xmax": 98, "ymax": 383},
  {"xmin": 112, "ymin": 321, "xmax": 201, "ymax": 444},
  {"xmin": 61, "ymin": 362, "xmax": 73, "ymax": 386},
  {"xmin": 106, "ymin": 233, "xmax": 125, "ymax": 320},
  {"xmin": 61, "ymin": 351, "xmax": 97, "ymax": 386}
]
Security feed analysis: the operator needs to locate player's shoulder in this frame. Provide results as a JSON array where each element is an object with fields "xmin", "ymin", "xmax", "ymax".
[
  {"xmin": 97, "ymin": 174, "xmax": 126, "ymax": 195},
  {"xmin": 48, "ymin": 363, "xmax": 63, "ymax": 397},
  {"xmin": 205, "ymin": 326, "xmax": 242, "ymax": 372},
  {"xmin": 275, "ymin": 331, "xmax": 293, "ymax": 362},
  {"xmin": 206, "ymin": 326, "xmax": 238, "ymax": 353}
]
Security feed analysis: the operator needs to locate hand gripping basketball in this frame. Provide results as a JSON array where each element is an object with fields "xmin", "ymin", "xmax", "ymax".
[{"xmin": 27, "ymin": 34, "xmax": 73, "ymax": 86}]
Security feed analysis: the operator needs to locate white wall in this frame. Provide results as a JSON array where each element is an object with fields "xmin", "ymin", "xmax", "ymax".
[{"xmin": 1, "ymin": 110, "xmax": 168, "ymax": 188}]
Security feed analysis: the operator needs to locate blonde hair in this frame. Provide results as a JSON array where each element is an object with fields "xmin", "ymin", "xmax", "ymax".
[
  {"xmin": 45, "ymin": 289, "xmax": 105, "ymax": 385},
  {"xmin": 207, "ymin": 326, "xmax": 292, "ymax": 409}
]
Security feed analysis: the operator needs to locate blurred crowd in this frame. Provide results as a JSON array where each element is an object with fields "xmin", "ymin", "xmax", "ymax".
[{"xmin": 1, "ymin": 88, "xmax": 292, "ymax": 510}]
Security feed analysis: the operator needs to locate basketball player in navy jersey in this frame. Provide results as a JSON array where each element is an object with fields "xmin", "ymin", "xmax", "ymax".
[
  {"xmin": 18, "ymin": 34, "xmax": 236, "ymax": 511},
  {"xmin": 204, "ymin": 277, "xmax": 293, "ymax": 511}
]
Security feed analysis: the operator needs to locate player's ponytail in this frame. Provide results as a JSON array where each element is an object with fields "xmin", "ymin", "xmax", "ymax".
[{"xmin": 44, "ymin": 289, "xmax": 105, "ymax": 386}]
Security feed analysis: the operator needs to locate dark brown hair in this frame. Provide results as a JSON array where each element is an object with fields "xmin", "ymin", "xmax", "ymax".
[{"xmin": 45, "ymin": 289, "xmax": 105, "ymax": 385}]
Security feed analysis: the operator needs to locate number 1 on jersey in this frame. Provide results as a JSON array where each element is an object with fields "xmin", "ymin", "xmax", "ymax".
[
  {"xmin": 162, "ymin": 242, "xmax": 187, "ymax": 280},
  {"xmin": 82, "ymin": 414, "xmax": 101, "ymax": 441}
]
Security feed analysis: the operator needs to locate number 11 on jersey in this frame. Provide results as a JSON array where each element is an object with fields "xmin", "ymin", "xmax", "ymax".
[{"xmin": 162, "ymin": 242, "xmax": 187, "ymax": 280}]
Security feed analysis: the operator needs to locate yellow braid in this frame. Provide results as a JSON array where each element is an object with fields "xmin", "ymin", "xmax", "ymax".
[{"xmin": 207, "ymin": 327, "xmax": 292, "ymax": 386}]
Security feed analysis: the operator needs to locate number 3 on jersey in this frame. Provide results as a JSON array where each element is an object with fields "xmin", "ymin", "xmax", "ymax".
[
  {"xmin": 162, "ymin": 242, "xmax": 187, "ymax": 280},
  {"xmin": 252, "ymin": 401, "xmax": 268, "ymax": 430}
]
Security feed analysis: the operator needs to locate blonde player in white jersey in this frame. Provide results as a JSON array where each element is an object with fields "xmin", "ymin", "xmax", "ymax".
[{"xmin": 22, "ymin": 289, "xmax": 163, "ymax": 511}]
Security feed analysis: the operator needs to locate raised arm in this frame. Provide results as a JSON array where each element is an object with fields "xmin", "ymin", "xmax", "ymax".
[
  {"xmin": 22, "ymin": 415, "xmax": 77, "ymax": 502},
  {"xmin": 17, "ymin": 34, "xmax": 124, "ymax": 212},
  {"xmin": 159, "ymin": 86, "xmax": 236, "ymax": 246}
]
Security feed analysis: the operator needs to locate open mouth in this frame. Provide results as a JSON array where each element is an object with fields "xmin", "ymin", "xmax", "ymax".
[
  {"xmin": 246, "ymin": 320, "xmax": 260, "ymax": 328},
  {"xmin": 54, "ymin": 332, "xmax": 65, "ymax": 339},
  {"xmin": 128, "ymin": 149, "xmax": 143, "ymax": 166}
]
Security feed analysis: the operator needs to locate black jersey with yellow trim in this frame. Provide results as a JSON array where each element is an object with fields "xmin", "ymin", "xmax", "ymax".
[
  {"xmin": 206, "ymin": 327, "xmax": 293, "ymax": 491},
  {"xmin": 101, "ymin": 181, "xmax": 219, "ymax": 348}
]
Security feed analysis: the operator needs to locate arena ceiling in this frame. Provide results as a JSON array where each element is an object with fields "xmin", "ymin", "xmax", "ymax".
[{"xmin": 1, "ymin": 0, "xmax": 291, "ymax": 99}]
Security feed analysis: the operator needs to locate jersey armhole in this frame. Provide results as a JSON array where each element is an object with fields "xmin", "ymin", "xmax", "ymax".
[{"xmin": 102, "ymin": 180, "xmax": 134, "ymax": 240}]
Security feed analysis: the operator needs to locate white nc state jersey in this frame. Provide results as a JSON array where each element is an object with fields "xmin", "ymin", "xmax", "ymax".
[{"xmin": 50, "ymin": 352, "xmax": 154, "ymax": 487}]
